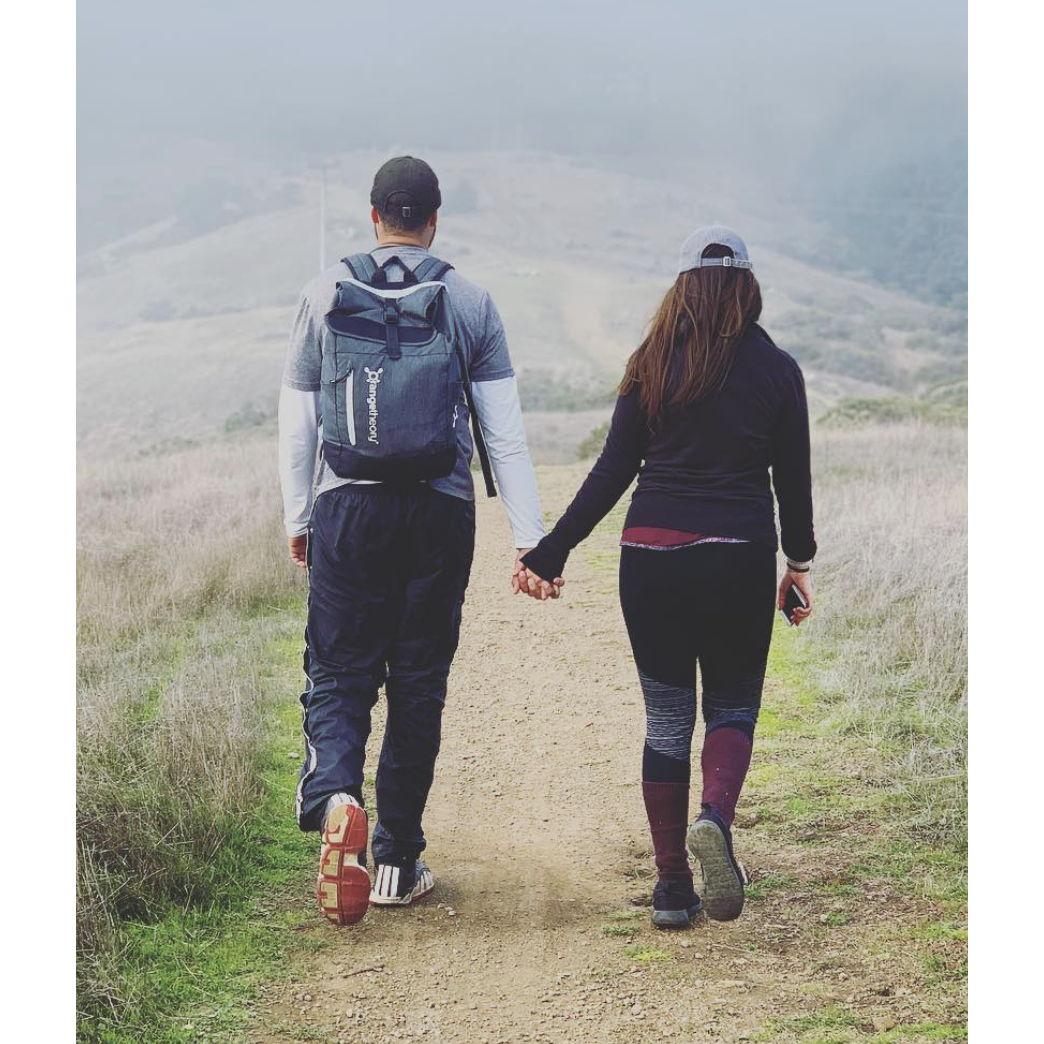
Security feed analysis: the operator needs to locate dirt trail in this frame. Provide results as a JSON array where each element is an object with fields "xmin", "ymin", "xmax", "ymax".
[{"xmin": 253, "ymin": 469, "xmax": 960, "ymax": 1044}]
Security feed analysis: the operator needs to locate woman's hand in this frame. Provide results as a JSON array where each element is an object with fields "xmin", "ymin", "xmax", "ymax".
[
  {"xmin": 511, "ymin": 554, "xmax": 564, "ymax": 600},
  {"xmin": 777, "ymin": 568, "xmax": 812, "ymax": 625}
]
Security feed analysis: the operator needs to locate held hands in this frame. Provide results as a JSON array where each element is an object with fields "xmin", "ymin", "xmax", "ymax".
[
  {"xmin": 291, "ymin": 536, "xmax": 565, "ymax": 600},
  {"xmin": 512, "ymin": 551, "xmax": 565, "ymax": 602},
  {"xmin": 777, "ymin": 568, "xmax": 813, "ymax": 625}
]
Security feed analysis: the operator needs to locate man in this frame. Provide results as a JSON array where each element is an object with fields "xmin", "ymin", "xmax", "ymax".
[{"xmin": 279, "ymin": 156, "xmax": 551, "ymax": 926}]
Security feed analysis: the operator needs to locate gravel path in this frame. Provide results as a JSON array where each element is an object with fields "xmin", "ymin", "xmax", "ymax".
[{"xmin": 252, "ymin": 467, "xmax": 961, "ymax": 1044}]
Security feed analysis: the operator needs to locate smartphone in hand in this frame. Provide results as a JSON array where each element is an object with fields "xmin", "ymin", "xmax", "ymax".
[{"xmin": 780, "ymin": 582, "xmax": 808, "ymax": 626}]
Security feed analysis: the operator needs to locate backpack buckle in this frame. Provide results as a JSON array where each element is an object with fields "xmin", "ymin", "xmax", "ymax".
[{"xmin": 383, "ymin": 302, "xmax": 401, "ymax": 359}]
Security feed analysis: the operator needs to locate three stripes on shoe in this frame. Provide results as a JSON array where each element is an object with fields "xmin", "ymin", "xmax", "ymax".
[
  {"xmin": 370, "ymin": 861, "xmax": 435, "ymax": 906},
  {"xmin": 316, "ymin": 795, "xmax": 435, "ymax": 923}
]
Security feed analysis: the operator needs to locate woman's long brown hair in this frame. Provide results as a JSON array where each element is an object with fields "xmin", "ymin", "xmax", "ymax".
[{"xmin": 620, "ymin": 244, "xmax": 762, "ymax": 419}]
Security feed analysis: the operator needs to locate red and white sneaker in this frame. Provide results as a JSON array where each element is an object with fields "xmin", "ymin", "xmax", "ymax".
[{"xmin": 316, "ymin": 796, "xmax": 370, "ymax": 926}]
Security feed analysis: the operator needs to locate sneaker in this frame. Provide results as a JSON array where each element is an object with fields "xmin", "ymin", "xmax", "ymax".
[
  {"xmin": 686, "ymin": 806, "xmax": 746, "ymax": 922},
  {"xmin": 651, "ymin": 878, "xmax": 703, "ymax": 929},
  {"xmin": 316, "ymin": 796, "xmax": 370, "ymax": 926},
  {"xmin": 369, "ymin": 859, "xmax": 435, "ymax": 907}
]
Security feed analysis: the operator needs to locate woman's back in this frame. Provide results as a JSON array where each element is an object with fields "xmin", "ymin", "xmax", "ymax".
[
  {"xmin": 521, "ymin": 227, "xmax": 816, "ymax": 583},
  {"xmin": 630, "ymin": 322, "xmax": 812, "ymax": 552}
]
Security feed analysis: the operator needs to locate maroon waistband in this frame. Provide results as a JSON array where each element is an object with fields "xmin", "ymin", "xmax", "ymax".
[{"xmin": 620, "ymin": 526, "xmax": 749, "ymax": 550}]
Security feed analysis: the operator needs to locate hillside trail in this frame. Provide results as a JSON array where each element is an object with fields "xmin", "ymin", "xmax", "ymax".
[{"xmin": 252, "ymin": 469, "xmax": 945, "ymax": 1044}]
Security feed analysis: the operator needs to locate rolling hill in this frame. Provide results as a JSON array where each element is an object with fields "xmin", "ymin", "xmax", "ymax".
[{"xmin": 78, "ymin": 150, "xmax": 966, "ymax": 462}]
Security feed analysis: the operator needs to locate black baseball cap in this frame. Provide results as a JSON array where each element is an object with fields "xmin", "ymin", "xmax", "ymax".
[{"xmin": 369, "ymin": 156, "xmax": 442, "ymax": 220}]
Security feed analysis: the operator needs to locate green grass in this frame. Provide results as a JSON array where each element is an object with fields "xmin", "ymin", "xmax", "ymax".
[
  {"xmin": 821, "ymin": 911, "xmax": 852, "ymax": 927},
  {"xmin": 601, "ymin": 923, "xmax": 639, "ymax": 938},
  {"xmin": 605, "ymin": 908, "xmax": 644, "ymax": 922},
  {"xmin": 873, "ymin": 1025, "xmax": 967, "ymax": 1043},
  {"xmin": 758, "ymin": 1007, "xmax": 967, "ymax": 1043},
  {"xmin": 910, "ymin": 922, "xmax": 967, "ymax": 943},
  {"xmin": 623, "ymin": 945, "xmax": 672, "ymax": 963},
  {"xmin": 745, "ymin": 872, "xmax": 797, "ymax": 902},
  {"xmin": 80, "ymin": 626, "xmax": 319, "ymax": 1043}
]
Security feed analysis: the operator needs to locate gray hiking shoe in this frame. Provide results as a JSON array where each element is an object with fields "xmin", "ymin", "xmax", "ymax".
[{"xmin": 687, "ymin": 807, "xmax": 747, "ymax": 922}]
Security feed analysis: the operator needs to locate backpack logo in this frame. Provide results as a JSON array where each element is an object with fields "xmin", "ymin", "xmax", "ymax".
[{"xmin": 364, "ymin": 366, "xmax": 383, "ymax": 444}]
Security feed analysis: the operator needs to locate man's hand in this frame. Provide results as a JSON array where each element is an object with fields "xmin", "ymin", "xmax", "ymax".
[
  {"xmin": 511, "ymin": 551, "xmax": 564, "ymax": 600},
  {"xmin": 511, "ymin": 552, "xmax": 529, "ymax": 594},
  {"xmin": 777, "ymin": 568, "xmax": 812, "ymax": 625},
  {"xmin": 288, "ymin": 534, "xmax": 308, "ymax": 569}
]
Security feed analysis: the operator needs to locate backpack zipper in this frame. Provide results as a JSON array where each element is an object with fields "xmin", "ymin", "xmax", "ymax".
[{"xmin": 344, "ymin": 369, "xmax": 356, "ymax": 446}]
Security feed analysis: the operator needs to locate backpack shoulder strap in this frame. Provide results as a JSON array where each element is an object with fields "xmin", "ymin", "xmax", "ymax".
[
  {"xmin": 413, "ymin": 256, "xmax": 454, "ymax": 283},
  {"xmin": 342, "ymin": 253, "xmax": 378, "ymax": 284},
  {"xmin": 455, "ymin": 345, "xmax": 497, "ymax": 500}
]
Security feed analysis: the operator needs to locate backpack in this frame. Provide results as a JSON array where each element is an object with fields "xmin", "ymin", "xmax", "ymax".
[{"xmin": 320, "ymin": 253, "xmax": 496, "ymax": 497}]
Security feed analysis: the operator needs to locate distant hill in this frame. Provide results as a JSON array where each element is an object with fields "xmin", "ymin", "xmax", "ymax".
[{"xmin": 78, "ymin": 151, "xmax": 966, "ymax": 462}]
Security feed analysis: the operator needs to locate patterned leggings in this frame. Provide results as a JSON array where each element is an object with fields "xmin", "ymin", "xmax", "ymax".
[{"xmin": 619, "ymin": 542, "xmax": 776, "ymax": 786}]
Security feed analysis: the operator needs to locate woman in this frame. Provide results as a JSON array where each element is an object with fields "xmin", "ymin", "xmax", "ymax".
[{"xmin": 517, "ymin": 226, "xmax": 815, "ymax": 928}]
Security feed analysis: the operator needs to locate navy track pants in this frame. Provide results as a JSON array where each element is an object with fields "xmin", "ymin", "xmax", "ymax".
[{"xmin": 296, "ymin": 484, "xmax": 475, "ymax": 866}]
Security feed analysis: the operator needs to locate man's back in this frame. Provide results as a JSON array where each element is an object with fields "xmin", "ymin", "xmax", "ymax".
[{"xmin": 282, "ymin": 244, "xmax": 516, "ymax": 506}]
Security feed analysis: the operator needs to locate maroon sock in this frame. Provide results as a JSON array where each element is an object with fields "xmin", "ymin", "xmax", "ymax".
[
  {"xmin": 641, "ymin": 781, "xmax": 692, "ymax": 882},
  {"xmin": 700, "ymin": 727, "xmax": 753, "ymax": 827}
]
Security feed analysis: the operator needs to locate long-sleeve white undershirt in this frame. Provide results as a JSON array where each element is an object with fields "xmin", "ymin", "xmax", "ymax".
[
  {"xmin": 277, "ymin": 384, "xmax": 321, "ymax": 538},
  {"xmin": 470, "ymin": 377, "xmax": 545, "ymax": 548}
]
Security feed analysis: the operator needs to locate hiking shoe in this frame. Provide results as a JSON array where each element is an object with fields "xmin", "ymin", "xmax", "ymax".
[
  {"xmin": 687, "ymin": 807, "xmax": 746, "ymax": 921},
  {"xmin": 369, "ymin": 859, "xmax": 435, "ymax": 907},
  {"xmin": 316, "ymin": 796, "xmax": 370, "ymax": 926},
  {"xmin": 651, "ymin": 878, "xmax": 703, "ymax": 929}
]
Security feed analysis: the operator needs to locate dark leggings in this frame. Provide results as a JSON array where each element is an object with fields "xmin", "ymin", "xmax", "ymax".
[{"xmin": 619, "ymin": 542, "xmax": 777, "ymax": 786}]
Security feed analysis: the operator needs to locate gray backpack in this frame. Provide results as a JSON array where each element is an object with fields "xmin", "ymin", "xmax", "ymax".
[{"xmin": 320, "ymin": 253, "xmax": 495, "ymax": 496}]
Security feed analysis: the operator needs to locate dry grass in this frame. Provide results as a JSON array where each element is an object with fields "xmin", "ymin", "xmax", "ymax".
[
  {"xmin": 76, "ymin": 431, "xmax": 302, "ymax": 1026},
  {"xmin": 76, "ymin": 418, "xmax": 967, "ymax": 1030},
  {"xmin": 799, "ymin": 421, "xmax": 967, "ymax": 846}
]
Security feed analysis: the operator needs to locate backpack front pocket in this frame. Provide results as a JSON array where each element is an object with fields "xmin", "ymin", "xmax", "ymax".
[{"xmin": 321, "ymin": 363, "xmax": 358, "ymax": 450}]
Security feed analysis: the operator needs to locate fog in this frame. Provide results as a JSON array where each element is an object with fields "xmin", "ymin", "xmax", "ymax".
[{"xmin": 78, "ymin": 0, "xmax": 966, "ymax": 303}]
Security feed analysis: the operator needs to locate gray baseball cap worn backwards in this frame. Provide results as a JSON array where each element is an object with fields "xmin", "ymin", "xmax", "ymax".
[{"xmin": 677, "ymin": 225, "xmax": 753, "ymax": 274}]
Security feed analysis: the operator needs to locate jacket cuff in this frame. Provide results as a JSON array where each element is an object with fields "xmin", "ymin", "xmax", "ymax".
[
  {"xmin": 782, "ymin": 537, "xmax": 817, "ymax": 567},
  {"xmin": 521, "ymin": 538, "xmax": 569, "ymax": 582}
]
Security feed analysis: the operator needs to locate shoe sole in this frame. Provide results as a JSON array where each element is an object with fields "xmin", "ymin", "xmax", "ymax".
[
  {"xmin": 369, "ymin": 866, "xmax": 435, "ymax": 907},
  {"xmin": 687, "ymin": 819, "xmax": 744, "ymax": 922},
  {"xmin": 316, "ymin": 802, "xmax": 370, "ymax": 926},
  {"xmin": 651, "ymin": 900, "xmax": 702, "ymax": 930}
]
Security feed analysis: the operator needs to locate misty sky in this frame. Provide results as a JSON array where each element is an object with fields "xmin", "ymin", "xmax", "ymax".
[
  {"xmin": 78, "ymin": 1, "xmax": 966, "ymax": 301},
  {"xmin": 80, "ymin": 1, "xmax": 965, "ymax": 168}
]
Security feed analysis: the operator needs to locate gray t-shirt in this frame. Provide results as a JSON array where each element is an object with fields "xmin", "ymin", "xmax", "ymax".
[{"xmin": 282, "ymin": 244, "xmax": 515, "ymax": 502}]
